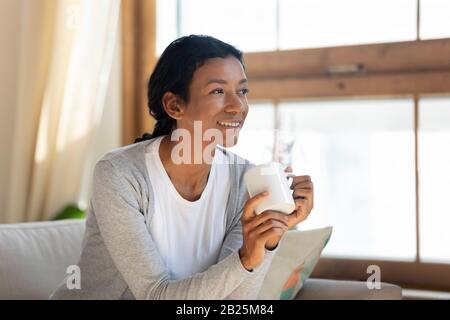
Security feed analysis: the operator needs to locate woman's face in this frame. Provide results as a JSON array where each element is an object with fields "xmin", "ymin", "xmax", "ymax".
[{"xmin": 177, "ymin": 56, "xmax": 249, "ymax": 148}]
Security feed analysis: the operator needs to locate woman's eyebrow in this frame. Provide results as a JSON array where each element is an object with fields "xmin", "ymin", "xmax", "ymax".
[{"xmin": 205, "ymin": 78, "xmax": 248, "ymax": 86}]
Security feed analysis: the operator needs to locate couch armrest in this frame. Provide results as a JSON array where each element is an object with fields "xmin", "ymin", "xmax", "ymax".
[{"xmin": 294, "ymin": 278, "xmax": 402, "ymax": 300}]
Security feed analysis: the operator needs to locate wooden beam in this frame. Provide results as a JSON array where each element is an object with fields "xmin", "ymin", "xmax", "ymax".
[
  {"xmin": 312, "ymin": 257, "xmax": 450, "ymax": 292},
  {"xmin": 137, "ymin": 0, "xmax": 157, "ymax": 141},
  {"xmin": 121, "ymin": 0, "xmax": 138, "ymax": 146},
  {"xmin": 244, "ymin": 39, "xmax": 450, "ymax": 79},
  {"xmin": 121, "ymin": 0, "xmax": 156, "ymax": 146},
  {"xmin": 248, "ymin": 70, "xmax": 450, "ymax": 100}
]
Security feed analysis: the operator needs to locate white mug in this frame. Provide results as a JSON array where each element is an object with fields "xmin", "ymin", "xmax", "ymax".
[{"xmin": 244, "ymin": 162, "xmax": 296, "ymax": 215}]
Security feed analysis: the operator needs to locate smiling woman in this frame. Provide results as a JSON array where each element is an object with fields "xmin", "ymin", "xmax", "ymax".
[{"xmin": 49, "ymin": 35, "xmax": 314, "ymax": 300}]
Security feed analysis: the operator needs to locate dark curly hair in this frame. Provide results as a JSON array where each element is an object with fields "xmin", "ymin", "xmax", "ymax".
[{"xmin": 134, "ymin": 34, "xmax": 245, "ymax": 143}]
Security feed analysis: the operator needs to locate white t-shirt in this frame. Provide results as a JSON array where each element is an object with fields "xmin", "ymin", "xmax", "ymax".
[{"xmin": 144, "ymin": 135, "xmax": 231, "ymax": 280}]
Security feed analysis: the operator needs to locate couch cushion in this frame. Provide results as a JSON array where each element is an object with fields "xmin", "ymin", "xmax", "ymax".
[
  {"xmin": 257, "ymin": 226, "xmax": 332, "ymax": 300},
  {"xmin": 0, "ymin": 219, "xmax": 85, "ymax": 299},
  {"xmin": 294, "ymin": 278, "xmax": 403, "ymax": 300}
]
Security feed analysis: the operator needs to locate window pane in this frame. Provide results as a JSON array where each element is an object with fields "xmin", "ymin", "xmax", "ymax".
[
  {"xmin": 279, "ymin": 99, "xmax": 416, "ymax": 261},
  {"xmin": 279, "ymin": 0, "xmax": 417, "ymax": 49},
  {"xmin": 156, "ymin": 0, "xmax": 178, "ymax": 55},
  {"xmin": 227, "ymin": 103, "xmax": 275, "ymax": 164},
  {"xmin": 179, "ymin": 0, "xmax": 277, "ymax": 52},
  {"xmin": 419, "ymin": 97, "xmax": 450, "ymax": 264},
  {"xmin": 420, "ymin": 0, "xmax": 450, "ymax": 39}
]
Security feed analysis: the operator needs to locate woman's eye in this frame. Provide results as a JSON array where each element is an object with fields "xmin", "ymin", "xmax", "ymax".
[
  {"xmin": 239, "ymin": 88, "xmax": 249, "ymax": 95},
  {"xmin": 210, "ymin": 88, "xmax": 249, "ymax": 95},
  {"xmin": 211, "ymin": 88, "xmax": 224, "ymax": 95}
]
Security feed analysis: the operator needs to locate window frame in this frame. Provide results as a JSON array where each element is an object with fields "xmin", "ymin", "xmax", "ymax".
[{"xmin": 245, "ymin": 39, "xmax": 450, "ymax": 100}]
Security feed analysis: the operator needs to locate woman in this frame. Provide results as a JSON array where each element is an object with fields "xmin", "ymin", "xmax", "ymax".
[{"xmin": 50, "ymin": 35, "xmax": 314, "ymax": 300}]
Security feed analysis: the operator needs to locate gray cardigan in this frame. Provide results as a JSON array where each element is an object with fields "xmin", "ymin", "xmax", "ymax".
[{"xmin": 50, "ymin": 139, "xmax": 278, "ymax": 300}]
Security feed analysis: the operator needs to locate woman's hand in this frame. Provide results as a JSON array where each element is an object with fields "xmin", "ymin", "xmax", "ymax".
[
  {"xmin": 264, "ymin": 166, "xmax": 315, "ymax": 249},
  {"xmin": 284, "ymin": 166, "xmax": 314, "ymax": 229},
  {"xmin": 239, "ymin": 191, "xmax": 289, "ymax": 271}
]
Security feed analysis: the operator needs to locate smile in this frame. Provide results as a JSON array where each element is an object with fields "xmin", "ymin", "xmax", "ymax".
[{"xmin": 217, "ymin": 121, "xmax": 241, "ymax": 128}]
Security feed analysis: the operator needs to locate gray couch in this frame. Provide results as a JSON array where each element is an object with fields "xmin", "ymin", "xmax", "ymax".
[{"xmin": 0, "ymin": 219, "xmax": 402, "ymax": 300}]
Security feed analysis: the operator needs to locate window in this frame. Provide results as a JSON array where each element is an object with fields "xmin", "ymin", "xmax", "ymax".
[
  {"xmin": 156, "ymin": 0, "xmax": 178, "ymax": 54},
  {"xmin": 158, "ymin": 0, "xmax": 424, "ymax": 53},
  {"xmin": 180, "ymin": 0, "xmax": 277, "ymax": 53},
  {"xmin": 156, "ymin": 0, "xmax": 278, "ymax": 54},
  {"xmin": 420, "ymin": 0, "xmax": 450, "ymax": 40},
  {"xmin": 232, "ymin": 99, "xmax": 418, "ymax": 261},
  {"xmin": 418, "ymin": 96, "xmax": 450, "ymax": 264},
  {"xmin": 278, "ymin": 99, "xmax": 416, "ymax": 260},
  {"xmin": 279, "ymin": 0, "xmax": 417, "ymax": 49}
]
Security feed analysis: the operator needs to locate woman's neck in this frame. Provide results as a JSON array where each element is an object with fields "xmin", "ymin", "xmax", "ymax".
[{"xmin": 159, "ymin": 135, "xmax": 215, "ymax": 196}]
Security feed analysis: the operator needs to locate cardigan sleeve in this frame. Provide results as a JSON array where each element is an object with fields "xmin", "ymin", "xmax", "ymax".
[{"xmin": 218, "ymin": 206, "xmax": 279, "ymax": 300}]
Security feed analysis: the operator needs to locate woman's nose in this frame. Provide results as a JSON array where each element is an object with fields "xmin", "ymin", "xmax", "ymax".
[{"xmin": 225, "ymin": 92, "xmax": 246, "ymax": 113}]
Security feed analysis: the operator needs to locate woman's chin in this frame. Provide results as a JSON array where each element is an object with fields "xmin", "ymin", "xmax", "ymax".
[{"xmin": 219, "ymin": 135, "xmax": 239, "ymax": 148}]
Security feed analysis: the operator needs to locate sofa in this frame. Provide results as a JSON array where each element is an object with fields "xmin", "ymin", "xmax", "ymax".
[{"xmin": 0, "ymin": 219, "xmax": 402, "ymax": 300}]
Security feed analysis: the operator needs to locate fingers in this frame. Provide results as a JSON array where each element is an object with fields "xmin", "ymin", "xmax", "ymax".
[
  {"xmin": 247, "ymin": 211, "xmax": 289, "ymax": 230},
  {"xmin": 293, "ymin": 188, "xmax": 313, "ymax": 199},
  {"xmin": 289, "ymin": 175, "xmax": 312, "ymax": 189},
  {"xmin": 253, "ymin": 219, "xmax": 288, "ymax": 235},
  {"xmin": 290, "ymin": 207, "xmax": 310, "ymax": 223},
  {"xmin": 294, "ymin": 192, "xmax": 314, "ymax": 208},
  {"xmin": 294, "ymin": 198, "xmax": 307, "ymax": 208},
  {"xmin": 242, "ymin": 191, "xmax": 269, "ymax": 222},
  {"xmin": 257, "ymin": 226, "xmax": 287, "ymax": 244},
  {"xmin": 289, "ymin": 197, "xmax": 313, "ymax": 222},
  {"xmin": 291, "ymin": 181, "xmax": 313, "ymax": 190}
]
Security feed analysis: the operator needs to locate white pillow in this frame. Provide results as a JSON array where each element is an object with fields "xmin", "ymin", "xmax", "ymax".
[{"xmin": 257, "ymin": 226, "xmax": 333, "ymax": 300}]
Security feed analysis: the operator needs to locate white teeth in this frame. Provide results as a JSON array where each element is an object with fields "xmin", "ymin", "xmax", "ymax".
[{"xmin": 217, "ymin": 121, "xmax": 240, "ymax": 127}]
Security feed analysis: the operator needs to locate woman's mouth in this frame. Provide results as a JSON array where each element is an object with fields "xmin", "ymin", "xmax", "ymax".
[{"xmin": 216, "ymin": 121, "xmax": 242, "ymax": 128}]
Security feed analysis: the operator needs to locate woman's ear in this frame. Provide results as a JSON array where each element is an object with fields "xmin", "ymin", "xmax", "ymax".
[{"xmin": 162, "ymin": 92, "xmax": 185, "ymax": 120}]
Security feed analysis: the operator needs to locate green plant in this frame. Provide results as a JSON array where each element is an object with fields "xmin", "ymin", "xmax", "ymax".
[{"xmin": 52, "ymin": 203, "xmax": 86, "ymax": 220}]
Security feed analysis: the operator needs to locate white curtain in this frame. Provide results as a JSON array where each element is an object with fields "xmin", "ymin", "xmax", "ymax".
[{"xmin": 3, "ymin": 0, "xmax": 121, "ymax": 222}]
